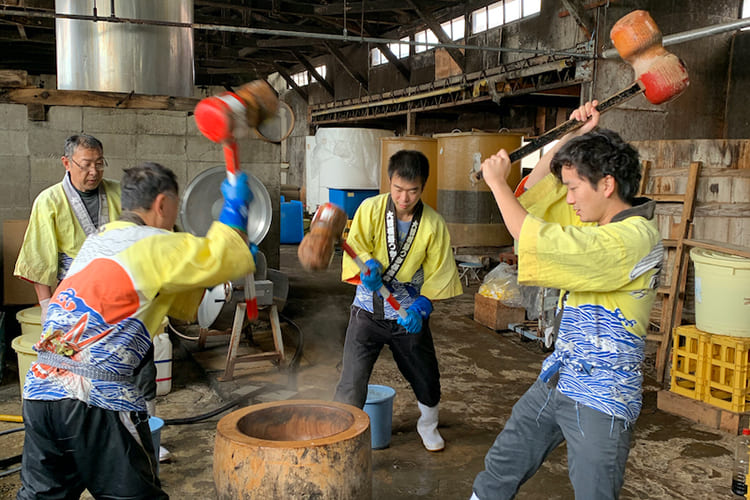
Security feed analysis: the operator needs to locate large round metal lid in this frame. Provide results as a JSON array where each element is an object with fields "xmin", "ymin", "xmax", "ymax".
[{"xmin": 180, "ymin": 166, "xmax": 272, "ymax": 244}]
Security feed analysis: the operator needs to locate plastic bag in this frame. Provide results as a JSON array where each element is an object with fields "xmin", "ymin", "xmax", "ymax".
[{"xmin": 478, "ymin": 262, "xmax": 523, "ymax": 307}]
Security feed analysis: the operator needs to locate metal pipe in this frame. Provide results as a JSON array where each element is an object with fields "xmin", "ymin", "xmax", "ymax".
[
  {"xmin": 311, "ymin": 84, "xmax": 465, "ymax": 117},
  {"xmin": 0, "ymin": 7, "xmax": 592, "ymax": 59},
  {"xmin": 602, "ymin": 17, "xmax": 750, "ymax": 58}
]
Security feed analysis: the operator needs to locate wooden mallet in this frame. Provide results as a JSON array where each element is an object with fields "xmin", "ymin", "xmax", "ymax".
[
  {"xmin": 298, "ymin": 203, "xmax": 409, "ymax": 319},
  {"xmin": 471, "ymin": 10, "xmax": 689, "ymax": 181}
]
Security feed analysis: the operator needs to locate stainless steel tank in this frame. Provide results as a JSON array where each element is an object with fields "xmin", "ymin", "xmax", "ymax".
[{"xmin": 56, "ymin": 0, "xmax": 194, "ymax": 96}]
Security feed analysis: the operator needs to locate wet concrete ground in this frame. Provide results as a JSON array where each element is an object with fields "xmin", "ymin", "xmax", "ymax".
[{"xmin": 0, "ymin": 245, "xmax": 740, "ymax": 499}]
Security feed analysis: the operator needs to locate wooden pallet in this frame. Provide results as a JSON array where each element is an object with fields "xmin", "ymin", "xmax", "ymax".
[{"xmin": 657, "ymin": 390, "xmax": 750, "ymax": 435}]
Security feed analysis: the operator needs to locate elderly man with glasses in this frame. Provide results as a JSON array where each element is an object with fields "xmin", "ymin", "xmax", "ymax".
[{"xmin": 15, "ymin": 134, "xmax": 121, "ymax": 319}]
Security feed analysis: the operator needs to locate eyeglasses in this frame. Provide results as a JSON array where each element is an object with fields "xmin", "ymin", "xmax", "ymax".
[{"xmin": 68, "ymin": 156, "xmax": 108, "ymax": 172}]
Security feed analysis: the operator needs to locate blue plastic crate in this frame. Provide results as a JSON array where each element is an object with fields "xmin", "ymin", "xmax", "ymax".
[
  {"xmin": 328, "ymin": 189, "xmax": 380, "ymax": 218},
  {"xmin": 280, "ymin": 200, "xmax": 304, "ymax": 244}
]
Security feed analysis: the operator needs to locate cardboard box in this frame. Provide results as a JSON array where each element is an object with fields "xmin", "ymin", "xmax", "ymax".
[
  {"xmin": 3, "ymin": 220, "xmax": 37, "ymax": 305},
  {"xmin": 474, "ymin": 293, "xmax": 525, "ymax": 330}
]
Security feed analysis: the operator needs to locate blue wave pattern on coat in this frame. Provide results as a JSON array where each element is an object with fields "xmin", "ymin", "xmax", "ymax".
[
  {"xmin": 353, "ymin": 268, "xmax": 424, "ymax": 319},
  {"xmin": 24, "ymin": 289, "xmax": 151, "ymax": 412},
  {"xmin": 540, "ymin": 303, "xmax": 645, "ymax": 423}
]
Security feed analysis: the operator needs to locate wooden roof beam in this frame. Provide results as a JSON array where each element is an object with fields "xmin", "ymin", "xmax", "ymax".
[
  {"xmin": 560, "ymin": 0, "xmax": 594, "ymax": 39},
  {"xmin": 314, "ymin": 1, "xmax": 412, "ymax": 16},
  {"xmin": 323, "ymin": 40, "xmax": 368, "ymax": 91},
  {"xmin": 272, "ymin": 62, "xmax": 309, "ymax": 101},
  {"xmin": 404, "ymin": 0, "xmax": 465, "ymax": 73},
  {"xmin": 373, "ymin": 43, "xmax": 411, "ymax": 83},
  {"xmin": 292, "ymin": 50, "xmax": 335, "ymax": 98}
]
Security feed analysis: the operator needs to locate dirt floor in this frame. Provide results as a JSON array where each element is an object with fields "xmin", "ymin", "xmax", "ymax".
[{"xmin": 0, "ymin": 245, "xmax": 740, "ymax": 499}]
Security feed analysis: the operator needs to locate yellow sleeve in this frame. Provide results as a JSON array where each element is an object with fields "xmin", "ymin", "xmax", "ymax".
[
  {"xmin": 518, "ymin": 215, "xmax": 652, "ymax": 292},
  {"xmin": 103, "ymin": 179, "xmax": 122, "ymax": 220},
  {"xmin": 518, "ymin": 173, "xmax": 589, "ymax": 227},
  {"xmin": 123, "ymin": 222, "xmax": 256, "ymax": 296},
  {"xmin": 420, "ymin": 217, "xmax": 463, "ymax": 300},
  {"xmin": 166, "ymin": 289, "xmax": 205, "ymax": 322},
  {"xmin": 14, "ymin": 189, "xmax": 62, "ymax": 287},
  {"xmin": 341, "ymin": 198, "xmax": 378, "ymax": 282}
]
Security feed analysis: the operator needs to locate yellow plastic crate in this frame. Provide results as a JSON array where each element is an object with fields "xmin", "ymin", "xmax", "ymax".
[
  {"xmin": 669, "ymin": 325, "xmax": 709, "ymax": 401},
  {"xmin": 703, "ymin": 333, "xmax": 750, "ymax": 413}
]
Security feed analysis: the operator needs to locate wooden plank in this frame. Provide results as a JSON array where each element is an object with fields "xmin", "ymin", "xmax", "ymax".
[
  {"xmin": 0, "ymin": 88, "xmax": 199, "ymax": 111},
  {"xmin": 656, "ymin": 389, "xmax": 750, "ymax": 434},
  {"xmin": 648, "ymin": 167, "xmax": 750, "ymax": 178},
  {"xmin": 0, "ymin": 69, "xmax": 28, "ymax": 87},
  {"xmin": 632, "ymin": 139, "xmax": 750, "ymax": 170},
  {"xmin": 697, "ymin": 176, "xmax": 733, "ymax": 203},
  {"xmin": 728, "ymin": 219, "xmax": 750, "ymax": 248},
  {"xmin": 684, "ymin": 238, "xmax": 750, "ymax": 259},
  {"xmin": 655, "ymin": 202, "xmax": 750, "ymax": 218},
  {"xmin": 695, "ymin": 216, "xmax": 730, "ymax": 243},
  {"xmin": 657, "ymin": 390, "xmax": 720, "ymax": 429},
  {"xmin": 650, "ymin": 194, "xmax": 686, "ymax": 203},
  {"xmin": 732, "ymin": 176, "xmax": 750, "ymax": 203}
]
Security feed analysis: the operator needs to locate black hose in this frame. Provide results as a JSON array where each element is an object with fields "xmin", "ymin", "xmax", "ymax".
[
  {"xmin": 162, "ymin": 312, "xmax": 305, "ymax": 425},
  {"xmin": 279, "ymin": 313, "xmax": 304, "ymax": 391},
  {"xmin": 0, "ymin": 466, "xmax": 21, "ymax": 478},
  {"xmin": 280, "ymin": 313, "xmax": 304, "ymax": 371},
  {"xmin": 161, "ymin": 384, "xmax": 286, "ymax": 426},
  {"xmin": 0, "ymin": 427, "xmax": 24, "ymax": 437},
  {"xmin": 0, "ymin": 454, "xmax": 22, "ymax": 469}
]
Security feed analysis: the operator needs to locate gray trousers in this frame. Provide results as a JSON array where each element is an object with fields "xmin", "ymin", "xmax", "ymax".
[
  {"xmin": 473, "ymin": 377, "xmax": 633, "ymax": 500},
  {"xmin": 333, "ymin": 306, "xmax": 440, "ymax": 409}
]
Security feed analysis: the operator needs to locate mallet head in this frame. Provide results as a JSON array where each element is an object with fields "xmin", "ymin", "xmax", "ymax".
[
  {"xmin": 297, "ymin": 203, "xmax": 349, "ymax": 272},
  {"xmin": 610, "ymin": 10, "xmax": 689, "ymax": 105}
]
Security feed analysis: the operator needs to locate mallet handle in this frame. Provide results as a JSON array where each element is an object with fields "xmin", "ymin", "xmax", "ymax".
[
  {"xmin": 340, "ymin": 241, "xmax": 409, "ymax": 320},
  {"xmin": 223, "ymin": 139, "xmax": 259, "ymax": 322},
  {"xmin": 472, "ymin": 81, "xmax": 644, "ymax": 180}
]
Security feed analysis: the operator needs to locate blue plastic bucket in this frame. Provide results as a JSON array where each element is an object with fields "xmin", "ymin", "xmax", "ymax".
[
  {"xmin": 149, "ymin": 416, "xmax": 164, "ymax": 474},
  {"xmin": 363, "ymin": 384, "xmax": 396, "ymax": 449}
]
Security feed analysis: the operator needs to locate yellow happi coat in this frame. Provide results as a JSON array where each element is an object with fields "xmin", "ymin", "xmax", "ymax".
[
  {"xmin": 15, "ymin": 179, "xmax": 122, "ymax": 287},
  {"xmin": 342, "ymin": 193, "xmax": 462, "ymax": 301},
  {"xmin": 517, "ymin": 174, "xmax": 663, "ymax": 423}
]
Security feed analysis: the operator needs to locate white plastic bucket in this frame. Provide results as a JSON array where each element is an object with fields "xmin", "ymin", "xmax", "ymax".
[
  {"xmin": 153, "ymin": 331, "xmax": 172, "ymax": 396},
  {"xmin": 690, "ymin": 247, "xmax": 750, "ymax": 336}
]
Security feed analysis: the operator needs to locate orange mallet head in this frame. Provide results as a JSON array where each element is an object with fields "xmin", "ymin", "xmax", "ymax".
[{"xmin": 610, "ymin": 10, "xmax": 689, "ymax": 105}]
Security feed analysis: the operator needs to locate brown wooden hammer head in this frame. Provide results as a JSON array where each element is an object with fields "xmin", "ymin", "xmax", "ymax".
[
  {"xmin": 235, "ymin": 80, "xmax": 280, "ymax": 127},
  {"xmin": 610, "ymin": 10, "xmax": 689, "ymax": 105},
  {"xmin": 297, "ymin": 203, "xmax": 349, "ymax": 271}
]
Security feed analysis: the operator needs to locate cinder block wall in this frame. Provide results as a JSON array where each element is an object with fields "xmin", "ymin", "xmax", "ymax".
[{"xmin": 0, "ymin": 101, "xmax": 282, "ymax": 303}]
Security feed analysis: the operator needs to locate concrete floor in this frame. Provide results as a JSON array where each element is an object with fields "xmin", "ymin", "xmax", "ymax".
[{"xmin": 0, "ymin": 245, "xmax": 740, "ymax": 499}]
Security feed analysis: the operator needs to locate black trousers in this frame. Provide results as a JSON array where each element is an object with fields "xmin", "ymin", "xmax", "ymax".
[
  {"xmin": 134, "ymin": 344, "xmax": 157, "ymax": 403},
  {"xmin": 333, "ymin": 306, "xmax": 441, "ymax": 409},
  {"xmin": 17, "ymin": 399, "xmax": 167, "ymax": 500}
]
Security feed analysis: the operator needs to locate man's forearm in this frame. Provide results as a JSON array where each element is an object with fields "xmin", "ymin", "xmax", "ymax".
[
  {"xmin": 488, "ymin": 182, "xmax": 527, "ymax": 240},
  {"xmin": 33, "ymin": 283, "xmax": 52, "ymax": 302}
]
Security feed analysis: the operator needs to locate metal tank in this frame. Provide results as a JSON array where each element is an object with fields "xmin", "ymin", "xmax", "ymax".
[
  {"xmin": 380, "ymin": 136, "xmax": 438, "ymax": 210},
  {"xmin": 56, "ymin": 0, "xmax": 194, "ymax": 96},
  {"xmin": 435, "ymin": 131, "xmax": 523, "ymax": 248}
]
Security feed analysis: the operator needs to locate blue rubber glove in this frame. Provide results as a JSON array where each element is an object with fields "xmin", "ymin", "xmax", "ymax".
[
  {"xmin": 219, "ymin": 172, "xmax": 253, "ymax": 231},
  {"xmin": 397, "ymin": 296, "xmax": 433, "ymax": 334},
  {"xmin": 360, "ymin": 259, "xmax": 384, "ymax": 292},
  {"xmin": 249, "ymin": 243, "xmax": 259, "ymax": 258}
]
